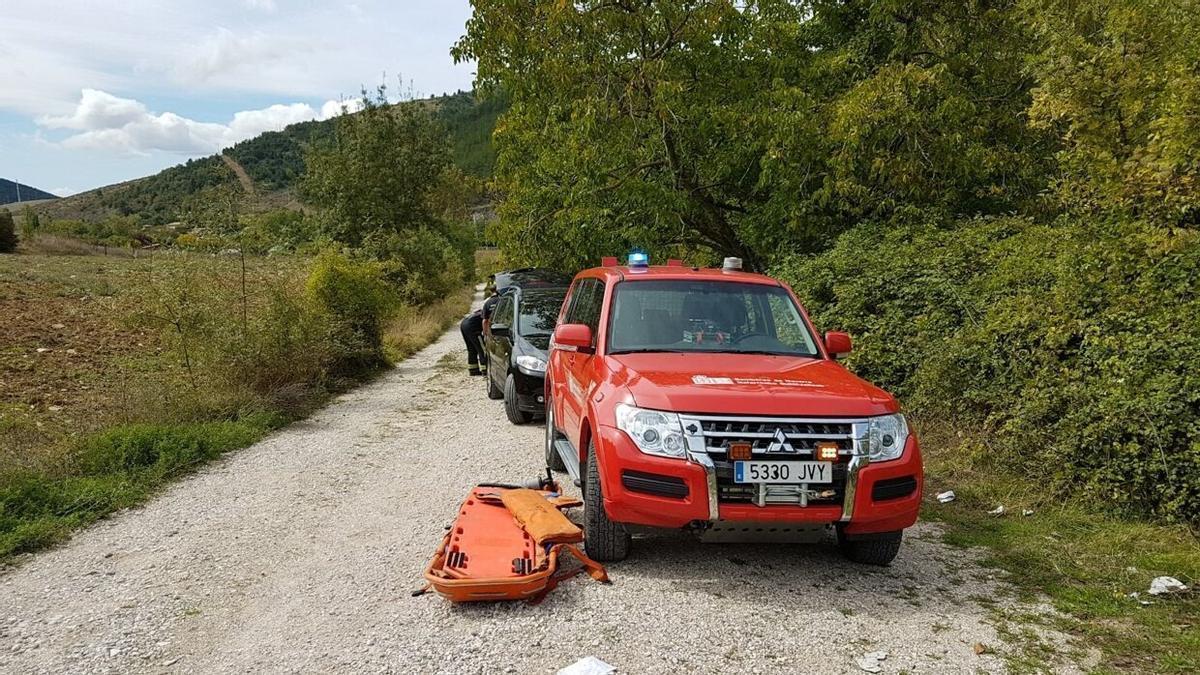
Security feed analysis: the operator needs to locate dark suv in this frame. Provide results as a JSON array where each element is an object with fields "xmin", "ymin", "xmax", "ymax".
[{"xmin": 485, "ymin": 284, "xmax": 568, "ymax": 424}]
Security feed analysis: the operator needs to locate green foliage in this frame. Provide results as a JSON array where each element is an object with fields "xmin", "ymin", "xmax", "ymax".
[
  {"xmin": 0, "ymin": 210, "xmax": 16, "ymax": 253},
  {"xmin": 100, "ymin": 156, "xmax": 235, "ymax": 225},
  {"xmin": 302, "ymin": 88, "xmax": 475, "ymax": 302},
  {"xmin": 37, "ymin": 215, "xmax": 144, "ymax": 247},
  {"xmin": 456, "ymin": 0, "xmax": 1047, "ymax": 270},
  {"xmin": 436, "ymin": 90, "xmax": 507, "ymax": 177},
  {"xmin": 302, "ymin": 88, "xmax": 453, "ymax": 247},
  {"xmin": 304, "ymin": 252, "xmax": 397, "ymax": 372},
  {"xmin": 19, "ymin": 205, "xmax": 40, "ymax": 238},
  {"xmin": 779, "ymin": 217, "xmax": 1200, "ymax": 524},
  {"xmin": 1026, "ymin": 0, "xmax": 1200, "ymax": 227}
]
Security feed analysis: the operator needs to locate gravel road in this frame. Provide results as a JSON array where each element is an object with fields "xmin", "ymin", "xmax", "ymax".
[{"xmin": 1, "ymin": 295, "xmax": 1082, "ymax": 674}]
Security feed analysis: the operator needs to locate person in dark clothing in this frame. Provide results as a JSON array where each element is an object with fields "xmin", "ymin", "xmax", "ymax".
[{"xmin": 460, "ymin": 286, "xmax": 500, "ymax": 376}]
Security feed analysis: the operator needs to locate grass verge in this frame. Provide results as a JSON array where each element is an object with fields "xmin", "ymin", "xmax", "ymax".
[
  {"xmin": 921, "ymin": 426, "xmax": 1200, "ymax": 673},
  {"xmin": 1, "ymin": 250, "xmax": 474, "ymax": 562}
]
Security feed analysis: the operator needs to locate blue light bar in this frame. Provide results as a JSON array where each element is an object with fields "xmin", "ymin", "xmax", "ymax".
[{"xmin": 628, "ymin": 250, "xmax": 649, "ymax": 267}]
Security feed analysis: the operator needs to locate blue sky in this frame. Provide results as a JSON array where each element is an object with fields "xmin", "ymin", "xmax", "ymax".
[{"xmin": 0, "ymin": 1, "xmax": 477, "ymax": 196}]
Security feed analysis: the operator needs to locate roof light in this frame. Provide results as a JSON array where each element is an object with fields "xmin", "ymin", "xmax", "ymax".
[
  {"xmin": 628, "ymin": 250, "xmax": 649, "ymax": 268},
  {"xmin": 722, "ymin": 257, "xmax": 743, "ymax": 271}
]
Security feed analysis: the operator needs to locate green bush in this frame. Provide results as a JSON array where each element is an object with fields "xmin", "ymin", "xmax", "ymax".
[
  {"xmin": 305, "ymin": 252, "xmax": 397, "ymax": 373},
  {"xmin": 777, "ymin": 216, "xmax": 1200, "ymax": 525}
]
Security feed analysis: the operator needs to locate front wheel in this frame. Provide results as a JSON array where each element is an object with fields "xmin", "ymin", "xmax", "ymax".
[
  {"xmin": 837, "ymin": 528, "xmax": 903, "ymax": 566},
  {"xmin": 504, "ymin": 373, "xmax": 533, "ymax": 424},
  {"xmin": 583, "ymin": 441, "xmax": 630, "ymax": 562}
]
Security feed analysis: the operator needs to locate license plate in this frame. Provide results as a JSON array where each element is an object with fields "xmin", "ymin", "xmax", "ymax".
[{"xmin": 733, "ymin": 461, "xmax": 832, "ymax": 484}]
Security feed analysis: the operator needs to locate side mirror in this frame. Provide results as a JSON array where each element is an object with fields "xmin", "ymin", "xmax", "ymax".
[
  {"xmin": 824, "ymin": 331, "xmax": 852, "ymax": 359},
  {"xmin": 490, "ymin": 323, "xmax": 510, "ymax": 338},
  {"xmin": 553, "ymin": 323, "xmax": 593, "ymax": 353}
]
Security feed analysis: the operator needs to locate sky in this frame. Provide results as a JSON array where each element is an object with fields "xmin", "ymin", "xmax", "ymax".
[{"xmin": 0, "ymin": 0, "xmax": 477, "ymax": 196}]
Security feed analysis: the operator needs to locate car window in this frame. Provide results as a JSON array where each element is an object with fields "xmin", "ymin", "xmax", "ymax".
[
  {"xmin": 493, "ymin": 296, "xmax": 514, "ymax": 328},
  {"xmin": 607, "ymin": 280, "xmax": 819, "ymax": 356}
]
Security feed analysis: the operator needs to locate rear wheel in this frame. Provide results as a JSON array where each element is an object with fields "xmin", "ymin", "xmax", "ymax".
[
  {"xmin": 504, "ymin": 373, "xmax": 532, "ymax": 424},
  {"xmin": 583, "ymin": 441, "xmax": 630, "ymax": 562},
  {"xmin": 485, "ymin": 370, "xmax": 503, "ymax": 400},
  {"xmin": 837, "ymin": 528, "xmax": 903, "ymax": 566},
  {"xmin": 544, "ymin": 397, "xmax": 566, "ymax": 472}
]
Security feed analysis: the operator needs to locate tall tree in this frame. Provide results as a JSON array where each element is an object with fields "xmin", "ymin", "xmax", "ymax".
[{"xmin": 455, "ymin": 0, "xmax": 1048, "ymax": 270}]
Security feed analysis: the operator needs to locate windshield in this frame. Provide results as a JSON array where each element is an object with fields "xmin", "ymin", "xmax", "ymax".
[
  {"xmin": 518, "ymin": 289, "xmax": 567, "ymax": 337},
  {"xmin": 607, "ymin": 280, "xmax": 820, "ymax": 356}
]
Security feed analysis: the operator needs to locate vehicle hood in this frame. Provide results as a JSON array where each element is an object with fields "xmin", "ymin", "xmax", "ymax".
[
  {"xmin": 608, "ymin": 353, "xmax": 897, "ymax": 417},
  {"xmin": 519, "ymin": 334, "xmax": 551, "ymax": 356}
]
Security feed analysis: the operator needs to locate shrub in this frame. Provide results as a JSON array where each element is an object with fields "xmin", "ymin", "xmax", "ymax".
[
  {"xmin": 304, "ymin": 252, "xmax": 397, "ymax": 373},
  {"xmin": 0, "ymin": 210, "xmax": 16, "ymax": 253},
  {"xmin": 777, "ymin": 216, "xmax": 1200, "ymax": 525}
]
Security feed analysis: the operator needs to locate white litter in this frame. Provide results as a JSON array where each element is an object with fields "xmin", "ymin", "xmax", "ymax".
[
  {"xmin": 1148, "ymin": 576, "xmax": 1189, "ymax": 596},
  {"xmin": 987, "ymin": 505, "xmax": 1006, "ymax": 516},
  {"xmin": 936, "ymin": 491, "xmax": 956, "ymax": 503},
  {"xmin": 1021, "ymin": 508, "xmax": 1034, "ymax": 517},
  {"xmin": 558, "ymin": 656, "xmax": 616, "ymax": 675},
  {"xmin": 856, "ymin": 651, "xmax": 888, "ymax": 673}
]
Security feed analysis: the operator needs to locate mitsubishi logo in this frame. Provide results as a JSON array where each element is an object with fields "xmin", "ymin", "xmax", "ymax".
[{"xmin": 765, "ymin": 428, "xmax": 797, "ymax": 453}]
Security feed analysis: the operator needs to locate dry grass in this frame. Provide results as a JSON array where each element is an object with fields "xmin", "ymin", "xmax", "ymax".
[
  {"xmin": 383, "ymin": 285, "xmax": 474, "ymax": 361},
  {"xmin": 21, "ymin": 234, "xmax": 147, "ymax": 258}
]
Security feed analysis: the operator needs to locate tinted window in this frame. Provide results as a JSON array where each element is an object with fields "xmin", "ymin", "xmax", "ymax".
[
  {"xmin": 519, "ymin": 289, "xmax": 567, "ymax": 336},
  {"xmin": 607, "ymin": 280, "xmax": 819, "ymax": 356},
  {"xmin": 492, "ymin": 296, "xmax": 515, "ymax": 328}
]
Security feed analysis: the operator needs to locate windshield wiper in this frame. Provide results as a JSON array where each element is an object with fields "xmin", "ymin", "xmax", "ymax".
[{"xmin": 609, "ymin": 348, "xmax": 691, "ymax": 355}]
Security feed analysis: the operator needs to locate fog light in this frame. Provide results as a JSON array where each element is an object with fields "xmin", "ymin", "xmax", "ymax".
[
  {"xmin": 815, "ymin": 442, "xmax": 839, "ymax": 462},
  {"xmin": 728, "ymin": 442, "xmax": 752, "ymax": 461}
]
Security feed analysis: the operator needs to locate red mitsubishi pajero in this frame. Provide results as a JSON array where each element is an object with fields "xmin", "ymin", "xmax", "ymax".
[{"xmin": 544, "ymin": 254, "xmax": 923, "ymax": 564}]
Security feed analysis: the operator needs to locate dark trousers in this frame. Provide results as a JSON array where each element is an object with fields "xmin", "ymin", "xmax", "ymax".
[{"xmin": 460, "ymin": 316, "xmax": 485, "ymax": 368}]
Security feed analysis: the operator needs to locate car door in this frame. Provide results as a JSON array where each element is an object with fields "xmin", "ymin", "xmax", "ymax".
[
  {"xmin": 559, "ymin": 278, "xmax": 603, "ymax": 450},
  {"xmin": 487, "ymin": 294, "xmax": 515, "ymax": 392}
]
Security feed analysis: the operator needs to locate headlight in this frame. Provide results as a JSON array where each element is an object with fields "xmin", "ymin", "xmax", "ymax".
[
  {"xmin": 515, "ymin": 355, "xmax": 546, "ymax": 374},
  {"xmin": 868, "ymin": 413, "xmax": 909, "ymax": 462},
  {"xmin": 615, "ymin": 403, "xmax": 687, "ymax": 459}
]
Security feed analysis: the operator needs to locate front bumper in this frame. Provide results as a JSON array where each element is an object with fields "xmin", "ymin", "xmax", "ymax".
[
  {"xmin": 510, "ymin": 367, "xmax": 546, "ymax": 413},
  {"xmin": 596, "ymin": 424, "xmax": 922, "ymax": 535}
]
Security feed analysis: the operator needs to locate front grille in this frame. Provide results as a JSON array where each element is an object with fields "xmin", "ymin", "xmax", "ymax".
[{"xmin": 682, "ymin": 414, "xmax": 864, "ymax": 507}]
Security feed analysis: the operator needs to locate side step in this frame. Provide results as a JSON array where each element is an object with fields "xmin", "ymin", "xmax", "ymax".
[{"xmin": 554, "ymin": 439, "xmax": 581, "ymax": 485}]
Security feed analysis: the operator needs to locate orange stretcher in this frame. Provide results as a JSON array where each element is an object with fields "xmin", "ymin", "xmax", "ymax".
[{"xmin": 422, "ymin": 484, "xmax": 610, "ymax": 603}]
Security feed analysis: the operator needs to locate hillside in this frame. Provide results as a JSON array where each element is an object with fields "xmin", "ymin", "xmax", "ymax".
[
  {"xmin": 0, "ymin": 179, "xmax": 57, "ymax": 206},
  {"xmin": 31, "ymin": 91, "xmax": 504, "ymax": 226}
]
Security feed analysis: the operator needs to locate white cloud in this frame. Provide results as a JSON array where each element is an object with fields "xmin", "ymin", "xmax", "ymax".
[
  {"xmin": 41, "ymin": 90, "xmax": 356, "ymax": 156},
  {"xmin": 244, "ymin": 0, "xmax": 277, "ymax": 11},
  {"xmin": 175, "ymin": 28, "xmax": 310, "ymax": 86}
]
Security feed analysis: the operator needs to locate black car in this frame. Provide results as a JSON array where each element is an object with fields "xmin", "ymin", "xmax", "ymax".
[
  {"xmin": 493, "ymin": 268, "xmax": 571, "ymax": 294},
  {"xmin": 484, "ymin": 284, "xmax": 567, "ymax": 424}
]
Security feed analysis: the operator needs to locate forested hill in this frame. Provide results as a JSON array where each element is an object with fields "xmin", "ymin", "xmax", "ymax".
[
  {"xmin": 31, "ymin": 91, "xmax": 504, "ymax": 225},
  {"xmin": 0, "ymin": 179, "xmax": 57, "ymax": 206}
]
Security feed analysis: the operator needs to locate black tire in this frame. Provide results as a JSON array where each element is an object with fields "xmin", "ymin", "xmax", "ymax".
[
  {"xmin": 583, "ymin": 441, "xmax": 630, "ymax": 562},
  {"xmin": 838, "ymin": 529, "xmax": 903, "ymax": 566},
  {"xmin": 504, "ymin": 374, "xmax": 533, "ymax": 424},
  {"xmin": 544, "ymin": 397, "xmax": 566, "ymax": 472},
  {"xmin": 486, "ymin": 370, "xmax": 503, "ymax": 400}
]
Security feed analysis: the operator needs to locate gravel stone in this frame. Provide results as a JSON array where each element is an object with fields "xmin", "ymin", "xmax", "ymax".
[{"xmin": 0, "ymin": 292, "xmax": 1086, "ymax": 673}]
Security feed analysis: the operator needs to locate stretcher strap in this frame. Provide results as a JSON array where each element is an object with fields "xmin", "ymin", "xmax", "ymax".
[{"xmin": 529, "ymin": 544, "xmax": 610, "ymax": 605}]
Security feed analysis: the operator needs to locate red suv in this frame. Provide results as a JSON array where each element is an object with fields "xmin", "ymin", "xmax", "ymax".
[{"xmin": 544, "ymin": 257, "xmax": 923, "ymax": 564}]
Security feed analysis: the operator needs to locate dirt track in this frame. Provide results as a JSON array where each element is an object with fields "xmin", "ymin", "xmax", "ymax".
[{"xmin": 0, "ymin": 296, "xmax": 1084, "ymax": 674}]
